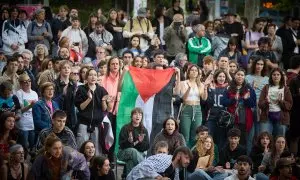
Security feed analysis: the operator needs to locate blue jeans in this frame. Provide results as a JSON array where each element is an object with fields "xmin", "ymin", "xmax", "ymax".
[
  {"xmin": 255, "ymin": 172, "xmax": 269, "ymax": 180},
  {"xmin": 259, "ymin": 119, "xmax": 287, "ymax": 137},
  {"xmin": 188, "ymin": 169, "xmax": 228, "ymax": 180},
  {"xmin": 17, "ymin": 130, "xmax": 35, "ymax": 149}
]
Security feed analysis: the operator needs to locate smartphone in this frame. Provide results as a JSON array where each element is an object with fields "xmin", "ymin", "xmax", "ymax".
[{"xmin": 73, "ymin": 42, "xmax": 79, "ymax": 46}]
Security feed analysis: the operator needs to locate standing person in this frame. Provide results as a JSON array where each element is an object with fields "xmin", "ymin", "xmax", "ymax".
[
  {"xmin": 123, "ymin": 7, "xmax": 154, "ymax": 52},
  {"xmin": 53, "ymin": 60, "xmax": 77, "ymax": 132},
  {"xmin": 211, "ymin": 24, "xmax": 230, "ymax": 60},
  {"xmin": 89, "ymin": 21, "xmax": 113, "ymax": 52},
  {"xmin": 223, "ymin": 11, "xmax": 244, "ymax": 50},
  {"xmin": 258, "ymin": 68, "xmax": 293, "ymax": 137},
  {"xmin": 118, "ymin": 108, "xmax": 149, "ymax": 176},
  {"xmin": 32, "ymin": 82, "xmax": 59, "ymax": 137},
  {"xmin": 187, "ymin": 24, "xmax": 211, "ymax": 66},
  {"xmin": 165, "ymin": 0, "xmax": 184, "ymax": 20},
  {"xmin": 1, "ymin": 7, "xmax": 27, "ymax": 56},
  {"xmin": 15, "ymin": 74, "xmax": 38, "ymax": 150},
  {"xmin": 29, "ymin": 133, "xmax": 90, "ymax": 180},
  {"xmin": 244, "ymin": 18, "xmax": 265, "ymax": 60},
  {"xmin": 218, "ymin": 38, "xmax": 243, "ymax": 68},
  {"xmin": 276, "ymin": 16, "xmax": 297, "ymax": 69},
  {"xmin": 245, "ymin": 56, "xmax": 269, "ymax": 137},
  {"xmin": 150, "ymin": 118, "xmax": 186, "ymax": 155},
  {"xmin": 90, "ymin": 156, "xmax": 115, "ymax": 180},
  {"xmin": 266, "ymin": 23, "xmax": 283, "ymax": 64},
  {"xmin": 75, "ymin": 68, "xmax": 110, "ymax": 155},
  {"xmin": 163, "ymin": 14, "xmax": 187, "ymax": 63},
  {"xmin": 151, "ymin": 5, "xmax": 172, "ymax": 50},
  {"xmin": 178, "ymin": 65, "xmax": 208, "ymax": 147},
  {"xmin": 0, "ymin": 81, "xmax": 21, "ymax": 116},
  {"xmin": 0, "ymin": 57, "xmax": 20, "ymax": 93},
  {"xmin": 126, "ymin": 146, "xmax": 192, "ymax": 180},
  {"xmin": 289, "ymin": 69, "xmax": 300, "ymax": 156},
  {"xmin": 27, "ymin": 8, "xmax": 53, "ymax": 53},
  {"xmin": 224, "ymin": 155, "xmax": 255, "ymax": 180},
  {"xmin": 0, "ymin": 144, "xmax": 29, "ymax": 180},
  {"xmin": 221, "ymin": 69, "xmax": 256, "ymax": 152},
  {"xmin": 31, "ymin": 44, "xmax": 49, "ymax": 77},
  {"xmin": 206, "ymin": 70, "xmax": 229, "ymax": 149},
  {"xmin": 61, "ymin": 17, "xmax": 89, "ymax": 58},
  {"xmin": 122, "ymin": 35, "xmax": 143, "ymax": 57},
  {"xmin": 105, "ymin": 8, "xmax": 125, "ymax": 56},
  {"xmin": 83, "ymin": 13, "xmax": 98, "ymax": 37}
]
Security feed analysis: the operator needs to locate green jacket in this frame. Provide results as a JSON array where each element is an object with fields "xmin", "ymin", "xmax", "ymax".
[{"xmin": 187, "ymin": 36, "xmax": 211, "ymax": 65}]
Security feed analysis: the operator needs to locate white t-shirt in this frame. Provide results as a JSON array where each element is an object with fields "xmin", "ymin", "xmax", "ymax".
[
  {"xmin": 15, "ymin": 89, "xmax": 39, "ymax": 131},
  {"xmin": 268, "ymin": 85, "xmax": 285, "ymax": 112}
]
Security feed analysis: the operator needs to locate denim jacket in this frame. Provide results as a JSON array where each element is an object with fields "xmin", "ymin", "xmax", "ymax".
[{"xmin": 32, "ymin": 98, "xmax": 59, "ymax": 132}]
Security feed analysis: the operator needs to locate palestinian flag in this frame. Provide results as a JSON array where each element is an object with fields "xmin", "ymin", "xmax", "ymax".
[{"xmin": 115, "ymin": 66, "xmax": 175, "ymax": 153}]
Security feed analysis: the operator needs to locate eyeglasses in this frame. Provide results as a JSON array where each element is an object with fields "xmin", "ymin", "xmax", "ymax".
[
  {"xmin": 20, "ymin": 80, "xmax": 31, "ymax": 83},
  {"xmin": 71, "ymin": 72, "xmax": 79, "ymax": 75}
]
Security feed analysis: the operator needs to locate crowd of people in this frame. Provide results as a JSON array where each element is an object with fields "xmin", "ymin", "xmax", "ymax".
[{"xmin": 0, "ymin": 0, "xmax": 300, "ymax": 179}]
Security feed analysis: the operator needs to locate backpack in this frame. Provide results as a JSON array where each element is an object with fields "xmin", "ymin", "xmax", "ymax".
[{"xmin": 123, "ymin": 18, "xmax": 150, "ymax": 48}]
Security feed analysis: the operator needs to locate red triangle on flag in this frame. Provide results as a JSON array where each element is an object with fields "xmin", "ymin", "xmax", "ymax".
[{"xmin": 129, "ymin": 66, "xmax": 175, "ymax": 102}]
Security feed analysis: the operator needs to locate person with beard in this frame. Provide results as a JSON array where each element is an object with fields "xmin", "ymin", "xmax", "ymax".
[
  {"xmin": 248, "ymin": 37, "xmax": 278, "ymax": 70},
  {"xmin": 150, "ymin": 118, "xmax": 186, "ymax": 155},
  {"xmin": 89, "ymin": 21, "xmax": 113, "ymax": 53},
  {"xmin": 163, "ymin": 13, "xmax": 187, "ymax": 63},
  {"xmin": 224, "ymin": 155, "xmax": 255, "ymax": 180},
  {"xmin": 2, "ymin": 7, "xmax": 27, "ymax": 56},
  {"xmin": 126, "ymin": 146, "xmax": 192, "ymax": 180}
]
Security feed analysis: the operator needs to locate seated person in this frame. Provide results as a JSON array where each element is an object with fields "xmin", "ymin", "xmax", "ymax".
[
  {"xmin": 150, "ymin": 118, "xmax": 185, "ymax": 155},
  {"xmin": 224, "ymin": 155, "xmax": 255, "ymax": 180},
  {"xmin": 270, "ymin": 157, "xmax": 297, "ymax": 180},
  {"xmin": 126, "ymin": 146, "xmax": 192, "ymax": 180},
  {"xmin": 154, "ymin": 140, "xmax": 169, "ymax": 155},
  {"xmin": 188, "ymin": 135, "xmax": 228, "ymax": 180},
  {"xmin": 35, "ymin": 110, "xmax": 77, "ymax": 151},
  {"xmin": 218, "ymin": 128, "xmax": 246, "ymax": 170},
  {"xmin": 117, "ymin": 108, "xmax": 149, "ymax": 176}
]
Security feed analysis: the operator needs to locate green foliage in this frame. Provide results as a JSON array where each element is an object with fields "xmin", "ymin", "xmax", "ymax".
[{"xmin": 273, "ymin": 0, "xmax": 293, "ymax": 11}]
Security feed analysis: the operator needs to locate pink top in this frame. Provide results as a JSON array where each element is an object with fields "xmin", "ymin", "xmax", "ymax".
[
  {"xmin": 102, "ymin": 73, "xmax": 120, "ymax": 114},
  {"xmin": 46, "ymin": 101, "xmax": 54, "ymax": 115}
]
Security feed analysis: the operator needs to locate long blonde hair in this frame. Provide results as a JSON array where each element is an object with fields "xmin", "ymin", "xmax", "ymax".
[{"xmin": 195, "ymin": 135, "xmax": 215, "ymax": 167}]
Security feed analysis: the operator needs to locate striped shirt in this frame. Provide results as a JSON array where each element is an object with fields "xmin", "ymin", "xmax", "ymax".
[{"xmin": 35, "ymin": 126, "xmax": 77, "ymax": 151}]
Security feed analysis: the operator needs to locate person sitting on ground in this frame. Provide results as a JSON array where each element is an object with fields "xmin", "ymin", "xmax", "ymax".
[
  {"xmin": 218, "ymin": 128, "xmax": 247, "ymax": 170},
  {"xmin": 154, "ymin": 141, "xmax": 169, "ymax": 155},
  {"xmin": 35, "ymin": 110, "xmax": 77, "ymax": 152},
  {"xmin": 224, "ymin": 155, "xmax": 255, "ymax": 180},
  {"xmin": 90, "ymin": 156, "xmax": 115, "ymax": 180},
  {"xmin": 126, "ymin": 146, "xmax": 192, "ymax": 180}
]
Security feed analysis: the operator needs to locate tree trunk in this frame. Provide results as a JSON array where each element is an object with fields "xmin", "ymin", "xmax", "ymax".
[{"xmin": 244, "ymin": 0, "xmax": 260, "ymax": 28}]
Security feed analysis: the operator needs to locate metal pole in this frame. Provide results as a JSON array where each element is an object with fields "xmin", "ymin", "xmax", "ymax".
[{"xmin": 214, "ymin": 0, "xmax": 220, "ymax": 18}]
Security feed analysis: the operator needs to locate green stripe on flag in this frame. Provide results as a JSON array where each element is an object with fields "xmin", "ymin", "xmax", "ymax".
[{"xmin": 115, "ymin": 71, "xmax": 139, "ymax": 154}]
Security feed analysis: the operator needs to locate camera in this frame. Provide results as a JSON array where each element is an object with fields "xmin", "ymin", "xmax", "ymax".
[{"xmin": 73, "ymin": 42, "xmax": 80, "ymax": 46}]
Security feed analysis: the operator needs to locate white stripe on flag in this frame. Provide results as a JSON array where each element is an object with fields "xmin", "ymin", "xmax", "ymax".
[{"xmin": 135, "ymin": 94, "xmax": 155, "ymax": 138}]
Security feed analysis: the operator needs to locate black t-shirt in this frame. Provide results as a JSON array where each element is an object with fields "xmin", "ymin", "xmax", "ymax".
[{"xmin": 250, "ymin": 50, "xmax": 277, "ymax": 63}]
